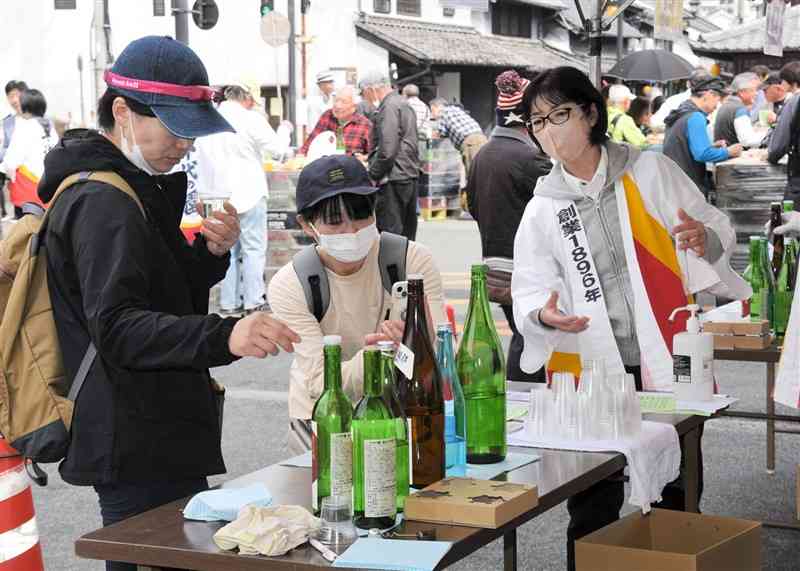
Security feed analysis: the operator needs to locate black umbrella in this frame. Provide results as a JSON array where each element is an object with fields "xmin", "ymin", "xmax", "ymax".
[{"xmin": 606, "ymin": 49, "xmax": 694, "ymax": 82}]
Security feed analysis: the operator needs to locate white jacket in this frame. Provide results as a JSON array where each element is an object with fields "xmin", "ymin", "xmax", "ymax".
[
  {"xmin": 0, "ymin": 116, "xmax": 58, "ymax": 181},
  {"xmin": 194, "ymin": 101, "xmax": 289, "ymax": 213},
  {"xmin": 512, "ymin": 147, "xmax": 750, "ymax": 387}
]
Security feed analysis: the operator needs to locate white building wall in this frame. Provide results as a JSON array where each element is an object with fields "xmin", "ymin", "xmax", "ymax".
[{"xmin": 0, "ymin": 0, "xmax": 471, "ymax": 127}]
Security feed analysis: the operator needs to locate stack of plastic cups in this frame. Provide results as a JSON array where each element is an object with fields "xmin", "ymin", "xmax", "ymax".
[
  {"xmin": 607, "ymin": 374, "xmax": 626, "ymax": 439},
  {"xmin": 525, "ymin": 388, "xmax": 551, "ymax": 440},
  {"xmin": 576, "ymin": 364, "xmax": 596, "ymax": 440},
  {"xmin": 622, "ymin": 373, "xmax": 642, "ymax": 438},
  {"xmin": 552, "ymin": 372, "xmax": 578, "ymax": 439}
]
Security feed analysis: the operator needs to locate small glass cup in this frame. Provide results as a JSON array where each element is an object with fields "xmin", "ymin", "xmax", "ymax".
[
  {"xmin": 315, "ymin": 495, "xmax": 358, "ymax": 552},
  {"xmin": 199, "ymin": 196, "xmax": 228, "ymax": 223}
]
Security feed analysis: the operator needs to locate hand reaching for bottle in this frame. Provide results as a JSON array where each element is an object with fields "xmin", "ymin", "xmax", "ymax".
[
  {"xmin": 365, "ymin": 320, "xmax": 405, "ymax": 347},
  {"xmin": 773, "ymin": 211, "xmax": 800, "ymax": 237}
]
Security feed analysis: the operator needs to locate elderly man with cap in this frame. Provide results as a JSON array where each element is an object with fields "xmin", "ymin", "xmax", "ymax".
[
  {"xmin": 299, "ymin": 85, "xmax": 371, "ymax": 158},
  {"xmin": 663, "ymin": 76, "xmax": 742, "ymax": 198},
  {"xmin": 360, "ymin": 71, "xmax": 420, "ymax": 240},
  {"xmin": 713, "ymin": 72, "xmax": 764, "ymax": 148},
  {"xmin": 607, "ymin": 84, "xmax": 647, "ymax": 148},
  {"xmin": 268, "ymin": 154, "xmax": 445, "ymax": 454},
  {"xmin": 193, "ymin": 82, "xmax": 290, "ymax": 315},
  {"xmin": 465, "ymin": 70, "xmax": 551, "ymax": 383},
  {"xmin": 307, "ymin": 69, "xmax": 336, "ymax": 134},
  {"xmin": 36, "ymin": 36, "xmax": 299, "ymax": 570}
]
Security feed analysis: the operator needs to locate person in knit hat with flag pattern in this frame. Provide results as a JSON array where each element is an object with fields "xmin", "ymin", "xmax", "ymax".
[{"xmin": 465, "ymin": 70, "xmax": 552, "ymax": 382}]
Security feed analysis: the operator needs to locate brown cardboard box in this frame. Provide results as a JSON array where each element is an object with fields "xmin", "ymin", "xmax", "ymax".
[
  {"xmin": 403, "ymin": 477, "xmax": 538, "ymax": 529},
  {"xmin": 711, "ymin": 334, "xmax": 773, "ymax": 350},
  {"xmin": 575, "ymin": 509, "xmax": 761, "ymax": 571},
  {"xmin": 703, "ymin": 320, "xmax": 769, "ymax": 336}
]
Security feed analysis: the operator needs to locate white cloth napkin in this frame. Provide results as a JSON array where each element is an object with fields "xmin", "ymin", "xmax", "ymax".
[
  {"xmin": 213, "ymin": 505, "xmax": 321, "ymax": 556},
  {"xmin": 507, "ymin": 420, "xmax": 680, "ymax": 512}
]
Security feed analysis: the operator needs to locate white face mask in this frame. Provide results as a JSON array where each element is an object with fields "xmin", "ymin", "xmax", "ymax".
[
  {"xmin": 311, "ymin": 222, "xmax": 379, "ymax": 263},
  {"xmin": 121, "ymin": 114, "xmax": 158, "ymax": 175}
]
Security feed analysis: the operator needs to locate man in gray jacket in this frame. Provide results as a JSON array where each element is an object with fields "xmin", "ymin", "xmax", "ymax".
[{"xmin": 362, "ymin": 72, "xmax": 420, "ymax": 240}]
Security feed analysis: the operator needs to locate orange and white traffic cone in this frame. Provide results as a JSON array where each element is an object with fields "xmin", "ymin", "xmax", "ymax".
[{"xmin": 0, "ymin": 438, "xmax": 44, "ymax": 571}]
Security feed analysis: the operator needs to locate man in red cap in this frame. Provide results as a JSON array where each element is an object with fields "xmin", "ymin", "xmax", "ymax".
[{"xmin": 36, "ymin": 36, "xmax": 300, "ymax": 571}]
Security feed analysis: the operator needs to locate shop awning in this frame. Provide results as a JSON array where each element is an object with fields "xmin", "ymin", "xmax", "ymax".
[{"xmin": 355, "ymin": 15, "xmax": 586, "ymax": 71}]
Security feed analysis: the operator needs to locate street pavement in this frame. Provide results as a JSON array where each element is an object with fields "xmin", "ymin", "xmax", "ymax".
[{"xmin": 18, "ymin": 218, "xmax": 800, "ymax": 570}]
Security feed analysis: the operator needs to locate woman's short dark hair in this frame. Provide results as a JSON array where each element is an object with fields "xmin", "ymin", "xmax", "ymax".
[
  {"xmin": 523, "ymin": 67, "xmax": 608, "ymax": 145},
  {"xmin": 97, "ymin": 88, "xmax": 156, "ymax": 131},
  {"xmin": 299, "ymin": 193, "xmax": 377, "ymax": 226},
  {"xmin": 628, "ymin": 97, "xmax": 652, "ymax": 126},
  {"xmin": 20, "ymin": 89, "xmax": 47, "ymax": 117}
]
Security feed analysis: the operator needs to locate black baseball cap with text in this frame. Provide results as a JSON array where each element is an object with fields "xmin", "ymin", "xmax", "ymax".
[{"xmin": 296, "ymin": 155, "xmax": 377, "ymax": 213}]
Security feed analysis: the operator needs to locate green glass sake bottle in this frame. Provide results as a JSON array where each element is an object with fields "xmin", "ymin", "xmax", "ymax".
[
  {"xmin": 376, "ymin": 341, "xmax": 409, "ymax": 511},
  {"xmin": 311, "ymin": 335, "xmax": 353, "ymax": 514},
  {"xmin": 352, "ymin": 347, "xmax": 397, "ymax": 530},
  {"xmin": 456, "ymin": 265, "xmax": 507, "ymax": 464},
  {"xmin": 776, "ymin": 202, "xmax": 797, "ymax": 337},
  {"xmin": 395, "ymin": 275, "xmax": 445, "ymax": 489},
  {"xmin": 749, "ymin": 237, "xmax": 774, "ymax": 325}
]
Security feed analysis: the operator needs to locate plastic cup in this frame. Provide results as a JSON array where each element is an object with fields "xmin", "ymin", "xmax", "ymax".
[
  {"xmin": 553, "ymin": 372, "xmax": 578, "ymax": 439},
  {"xmin": 315, "ymin": 495, "xmax": 358, "ymax": 551},
  {"xmin": 199, "ymin": 196, "xmax": 228, "ymax": 223},
  {"xmin": 759, "ymin": 109, "xmax": 771, "ymax": 127}
]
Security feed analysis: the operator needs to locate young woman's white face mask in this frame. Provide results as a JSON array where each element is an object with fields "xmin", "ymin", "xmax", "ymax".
[{"xmin": 310, "ymin": 221, "xmax": 379, "ymax": 263}]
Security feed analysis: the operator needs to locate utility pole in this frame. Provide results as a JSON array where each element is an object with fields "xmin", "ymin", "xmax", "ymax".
[
  {"xmin": 173, "ymin": 0, "xmax": 190, "ymax": 44},
  {"xmin": 616, "ymin": 14, "xmax": 623, "ymax": 63},
  {"xmin": 288, "ymin": 0, "xmax": 298, "ymax": 145},
  {"xmin": 92, "ymin": 0, "xmax": 111, "ymax": 106}
]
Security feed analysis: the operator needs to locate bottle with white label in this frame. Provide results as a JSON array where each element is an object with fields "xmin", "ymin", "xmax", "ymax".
[
  {"xmin": 395, "ymin": 275, "xmax": 445, "ymax": 489},
  {"xmin": 311, "ymin": 335, "xmax": 354, "ymax": 514},
  {"xmin": 669, "ymin": 304, "xmax": 714, "ymax": 402},
  {"xmin": 353, "ymin": 346, "xmax": 397, "ymax": 529}
]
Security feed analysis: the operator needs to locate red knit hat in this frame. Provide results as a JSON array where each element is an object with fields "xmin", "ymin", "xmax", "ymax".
[{"xmin": 495, "ymin": 70, "xmax": 531, "ymax": 127}]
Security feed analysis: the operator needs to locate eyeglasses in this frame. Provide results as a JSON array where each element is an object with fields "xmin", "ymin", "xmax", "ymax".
[{"xmin": 526, "ymin": 105, "xmax": 585, "ymax": 133}]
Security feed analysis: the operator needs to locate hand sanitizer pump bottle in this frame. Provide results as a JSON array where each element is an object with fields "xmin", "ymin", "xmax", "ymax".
[{"xmin": 669, "ymin": 304, "xmax": 715, "ymax": 402}]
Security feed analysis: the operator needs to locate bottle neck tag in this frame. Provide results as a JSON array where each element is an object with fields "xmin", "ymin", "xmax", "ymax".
[{"xmin": 394, "ymin": 343, "xmax": 415, "ymax": 379}]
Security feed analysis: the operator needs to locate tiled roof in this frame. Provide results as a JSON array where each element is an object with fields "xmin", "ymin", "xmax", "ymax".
[
  {"xmin": 694, "ymin": 5, "xmax": 800, "ymax": 53},
  {"xmin": 355, "ymin": 15, "xmax": 587, "ymax": 70}
]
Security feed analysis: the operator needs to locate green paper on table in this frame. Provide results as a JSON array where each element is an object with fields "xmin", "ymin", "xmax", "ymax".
[
  {"xmin": 332, "ymin": 538, "xmax": 452, "ymax": 571},
  {"xmin": 506, "ymin": 404, "xmax": 528, "ymax": 421},
  {"xmin": 638, "ymin": 393, "xmax": 713, "ymax": 417}
]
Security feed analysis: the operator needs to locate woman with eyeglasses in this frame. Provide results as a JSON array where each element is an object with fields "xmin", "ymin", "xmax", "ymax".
[{"xmin": 511, "ymin": 67, "xmax": 750, "ymax": 571}]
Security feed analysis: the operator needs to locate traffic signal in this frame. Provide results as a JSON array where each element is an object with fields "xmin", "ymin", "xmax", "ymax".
[
  {"xmin": 193, "ymin": 0, "xmax": 219, "ymax": 30},
  {"xmin": 261, "ymin": 0, "xmax": 274, "ymax": 16}
]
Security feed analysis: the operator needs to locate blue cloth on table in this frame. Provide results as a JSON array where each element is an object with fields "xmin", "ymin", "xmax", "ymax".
[
  {"xmin": 332, "ymin": 538, "xmax": 452, "ymax": 571},
  {"xmin": 183, "ymin": 483, "xmax": 273, "ymax": 522}
]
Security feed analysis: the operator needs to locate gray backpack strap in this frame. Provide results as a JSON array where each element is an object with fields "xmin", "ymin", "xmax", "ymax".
[
  {"xmin": 67, "ymin": 343, "xmax": 97, "ymax": 402},
  {"xmin": 378, "ymin": 232, "xmax": 408, "ymax": 293},
  {"xmin": 292, "ymin": 246, "xmax": 330, "ymax": 322}
]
